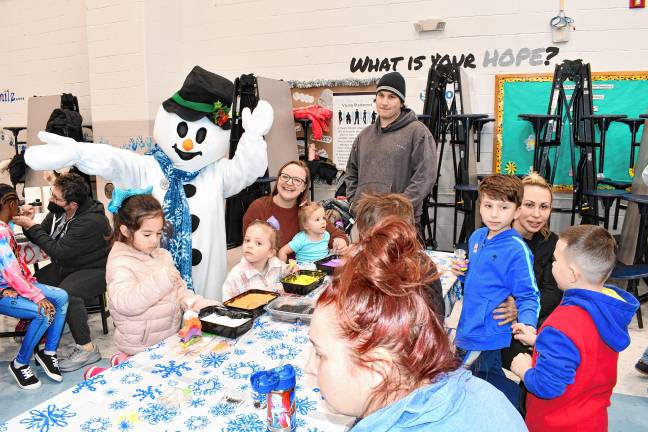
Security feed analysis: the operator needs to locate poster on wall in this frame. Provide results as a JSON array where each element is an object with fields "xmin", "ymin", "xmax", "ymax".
[{"xmin": 332, "ymin": 92, "xmax": 375, "ymax": 168}]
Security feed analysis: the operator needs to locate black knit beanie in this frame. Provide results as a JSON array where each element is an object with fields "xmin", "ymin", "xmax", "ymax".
[{"xmin": 376, "ymin": 72, "xmax": 406, "ymax": 102}]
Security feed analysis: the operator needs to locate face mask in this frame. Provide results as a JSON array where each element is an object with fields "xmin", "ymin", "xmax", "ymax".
[{"xmin": 47, "ymin": 201, "xmax": 66, "ymax": 215}]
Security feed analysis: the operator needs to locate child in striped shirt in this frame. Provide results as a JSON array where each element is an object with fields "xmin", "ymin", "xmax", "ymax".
[{"xmin": 223, "ymin": 220, "xmax": 293, "ymax": 301}]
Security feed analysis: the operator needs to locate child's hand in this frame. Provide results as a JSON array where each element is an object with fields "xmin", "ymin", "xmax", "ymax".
[
  {"xmin": 449, "ymin": 258, "xmax": 468, "ymax": 277},
  {"xmin": 493, "ymin": 296, "xmax": 518, "ymax": 325},
  {"xmin": 287, "ymin": 260, "xmax": 299, "ymax": 274},
  {"xmin": 1, "ymin": 288, "xmax": 18, "ymax": 298},
  {"xmin": 512, "ymin": 322, "xmax": 537, "ymax": 346},
  {"xmin": 511, "ymin": 353, "xmax": 533, "ymax": 379}
]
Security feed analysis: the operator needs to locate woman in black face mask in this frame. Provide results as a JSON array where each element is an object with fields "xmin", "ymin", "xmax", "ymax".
[{"xmin": 12, "ymin": 173, "xmax": 112, "ymax": 373}]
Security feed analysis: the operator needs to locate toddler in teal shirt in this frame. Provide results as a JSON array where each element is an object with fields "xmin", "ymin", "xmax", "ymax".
[{"xmin": 279, "ymin": 201, "xmax": 329, "ymax": 264}]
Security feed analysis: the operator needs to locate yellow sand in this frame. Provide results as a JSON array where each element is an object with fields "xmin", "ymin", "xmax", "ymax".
[
  {"xmin": 227, "ymin": 292, "xmax": 276, "ymax": 310},
  {"xmin": 285, "ymin": 274, "xmax": 319, "ymax": 285}
]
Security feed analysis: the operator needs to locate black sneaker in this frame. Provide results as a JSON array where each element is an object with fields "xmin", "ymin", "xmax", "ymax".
[
  {"xmin": 8, "ymin": 362, "xmax": 41, "ymax": 390},
  {"xmin": 636, "ymin": 359, "xmax": 648, "ymax": 375},
  {"xmin": 35, "ymin": 350, "xmax": 63, "ymax": 382}
]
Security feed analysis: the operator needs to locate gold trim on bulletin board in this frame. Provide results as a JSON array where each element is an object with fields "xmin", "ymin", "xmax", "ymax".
[{"xmin": 493, "ymin": 71, "xmax": 648, "ymax": 192}]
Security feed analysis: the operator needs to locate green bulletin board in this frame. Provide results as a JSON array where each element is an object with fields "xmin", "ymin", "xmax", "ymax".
[{"xmin": 494, "ymin": 72, "xmax": 648, "ymax": 191}]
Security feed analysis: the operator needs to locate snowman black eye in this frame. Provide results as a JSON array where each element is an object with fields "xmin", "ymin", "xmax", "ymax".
[
  {"xmin": 177, "ymin": 122, "xmax": 188, "ymax": 138},
  {"xmin": 195, "ymin": 127, "xmax": 207, "ymax": 144}
]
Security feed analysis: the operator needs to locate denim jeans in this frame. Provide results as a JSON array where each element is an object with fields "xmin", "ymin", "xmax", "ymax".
[{"xmin": 0, "ymin": 284, "xmax": 68, "ymax": 364}]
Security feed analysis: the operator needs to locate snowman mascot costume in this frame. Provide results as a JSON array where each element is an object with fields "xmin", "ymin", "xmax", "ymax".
[{"xmin": 25, "ymin": 66, "xmax": 273, "ymax": 300}]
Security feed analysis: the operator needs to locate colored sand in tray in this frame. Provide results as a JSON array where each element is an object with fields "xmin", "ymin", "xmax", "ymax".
[
  {"xmin": 274, "ymin": 304, "xmax": 314, "ymax": 314},
  {"xmin": 322, "ymin": 258, "xmax": 343, "ymax": 267},
  {"xmin": 227, "ymin": 293, "xmax": 276, "ymax": 310},
  {"xmin": 285, "ymin": 274, "xmax": 319, "ymax": 285}
]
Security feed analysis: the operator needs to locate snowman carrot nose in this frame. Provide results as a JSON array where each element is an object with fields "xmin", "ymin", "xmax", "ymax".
[{"xmin": 182, "ymin": 139, "xmax": 194, "ymax": 151}]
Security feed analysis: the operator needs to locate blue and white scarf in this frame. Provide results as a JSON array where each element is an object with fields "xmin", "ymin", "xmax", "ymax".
[{"xmin": 148, "ymin": 145, "xmax": 200, "ymax": 291}]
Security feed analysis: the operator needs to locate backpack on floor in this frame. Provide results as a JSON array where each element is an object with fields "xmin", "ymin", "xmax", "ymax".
[{"xmin": 45, "ymin": 93, "xmax": 84, "ymax": 141}]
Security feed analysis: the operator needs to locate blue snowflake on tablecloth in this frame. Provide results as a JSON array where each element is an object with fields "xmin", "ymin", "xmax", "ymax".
[
  {"xmin": 190, "ymin": 397, "xmax": 206, "ymax": 408},
  {"xmin": 149, "ymin": 353, "xmax": 163, "ymax": 360},
  {"xmin": 145, "ymin": 340, "xmax": 166, "ymax": 351},
  {"xmin": 293, "ymin": 335, "xmax": 309, "ymax": 344},
  {"xmin": 0, "ymin": 422, "xmax": 6, "ymax": 432},
  {"xmin": 80, "ymin": 417, "xmax": 111, "ymax": 432},
  {"xmin": 245, "ymin": 339, "xmax": 254, "ymax": 345},
  {"xmin": 223, "ymin": 361, "xmax": 262, "ymax": 380},
  {"xmin": 200, "ymin": 369, "xmax": 212, "ymax": 376},
  {"xmin": 112, "ymin": 360, "xmax": 133, "ymax": 371},
  {"xmin": 120, "ymin": 373, "xmax": 143, "ymax": 385},
  {"xmin": 233, "ymin": 348, "xmax": 247, "ymax": 356},
  {"xmin": 138, "ymin": 403, "xmax": 178, "ymax": 425},
  {"xmin": 256, "ymin": 329, "xmax": 285, "ymax": 340},
  {"xmin": 185, "ymin": 415, "xmax": 210, "ymax": 430},
  {"xmin": 19, "ymin": 404, "xmax": 76, "ymax": 432},
  {"xmin": 189, "ymin": 377, "xmax": 223, "ymax": 396},
  {"xmin": 196, "ymin": 352, "xmax": 230, "ymax": 368},
  {"xmin": 238, "ymin": 382, "xmax": 250, "ymax": 391},
  {"xmin": 264, "ymin": 342, "xmax": 301, "ymax": 361},
  {"xmin": 295, "ymin": 396, "xmax": 317, "ymax": 415},
  {"xmin": 295, "ymin": 417, "xmax": 307, "ymax": 428},
  {"xmin": 116, "ymin": 419, "xmax": 134, "ymax": 431},
  {"xmin": 104, "ymin": 388, "xmax": 118, "ymax": 397},
  {"xmin": 294, "ymin": 366, "xmax": 305, "ymax": 379},
  {"xmin": 151, "ymin": 360, "xmax": 192, "ymax": 378},
  {"xmin": 108, "ymin": 399, "xmax": 128, "ymax": 410},
  {"xmin": 252, "ymin": 319, "xmax": 266, "ymax": 330},
  {"xmin": 210, "ymin": 402, "xmax": 236, "ymax": 417},
  {"xmin": 307, "ymin": 429, "xmax": 325, "ymax": 432},
  {"xmin": 133, "ymin": 385, "xmax": 163, "ymax": 401},
  {"xmin": 222, "ymin": 413, "xmax": 265, "ymax": 432},
  {"xmin": 73, "ymin": 374, "xmax": 107, "ymax": 393}
]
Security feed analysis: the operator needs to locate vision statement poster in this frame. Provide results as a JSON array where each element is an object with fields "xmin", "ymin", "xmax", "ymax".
[{"xmin": 332, "ymin": 92, "xmax": 375, "ymax": 169}]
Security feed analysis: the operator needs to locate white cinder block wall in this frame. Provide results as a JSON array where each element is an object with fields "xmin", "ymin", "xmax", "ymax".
[{"xmin": 1, "ymin": 0, "xmax": 647, "ymax": 246}]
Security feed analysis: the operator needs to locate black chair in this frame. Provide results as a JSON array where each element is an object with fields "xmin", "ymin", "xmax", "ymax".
[
  {"xmin": 609, "ymin": 193, "xmax": 648, "ymax": 329},
  {"xmin": 446, "ymin": 113, "xmax": 489, "ymax": 246},
  {"xmin": 517, "ymin": 114, "xmax": 561, "ymax": 183},
  {"xmin": 85, "ymin": 293, "xmax": 110, "ymax": 335}
]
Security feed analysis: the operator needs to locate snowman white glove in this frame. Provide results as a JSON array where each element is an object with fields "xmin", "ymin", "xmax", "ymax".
[
  {"xmin": 242, "ymin": 100, "xmax": 274, "ymax": 139},
  {"xmin": 25, "ymin": 131, "xmax": 83, "ymax": 170}
]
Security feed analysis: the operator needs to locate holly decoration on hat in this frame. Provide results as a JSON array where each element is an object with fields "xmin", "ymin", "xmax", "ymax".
[{"xmin": 213, "ymin": 101, "xmax": 231, "ymax": 127}]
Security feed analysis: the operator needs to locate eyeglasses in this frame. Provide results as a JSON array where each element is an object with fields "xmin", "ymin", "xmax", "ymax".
[
  {"xmin": 278, "ymin": 173, "xmax": 306, "ymax": 187},
  {"xmin": 50, "ymin": 194, "xmax": 66, "ymax": 204}
]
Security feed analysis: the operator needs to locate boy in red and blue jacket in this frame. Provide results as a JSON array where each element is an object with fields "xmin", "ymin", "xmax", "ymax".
[{"xmin": 512, "ymin": 225, "xmax": 639, "ymax": 432}]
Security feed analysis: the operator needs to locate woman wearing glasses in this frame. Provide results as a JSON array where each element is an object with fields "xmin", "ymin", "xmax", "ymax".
[{"xmin": 243, "ymin": 160, "xmax": 349, "ymax": 256}]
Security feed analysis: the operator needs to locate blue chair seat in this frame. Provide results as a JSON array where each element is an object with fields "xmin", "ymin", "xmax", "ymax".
[
  {"xmin": 585, "ymin": 189, "xmax": 626, "ymax": 198},
  {"xmin": 611, "ymin": 263, "xmax": 648, "ymax": 280},
  {"xmin": 623, "ymin": 193, "xmax": 648, "ymax": 205},
  {"xmin": 454, "ymin": 184, "xmax": 478, "ymax": 192}
]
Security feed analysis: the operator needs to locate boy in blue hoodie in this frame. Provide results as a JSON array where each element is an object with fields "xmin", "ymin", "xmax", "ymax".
[
  {"xmin": 510, "ymin": 225, "xmax": 639, "ymax": 431},
  {"xmin": 454, "ymin": 174, "xmax": 539, "ymax": 376}
]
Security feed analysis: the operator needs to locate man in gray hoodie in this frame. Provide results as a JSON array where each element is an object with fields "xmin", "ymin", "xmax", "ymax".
[{"xmin": 345, "ymin": 71, "xmax": 437, "ymax": 224}]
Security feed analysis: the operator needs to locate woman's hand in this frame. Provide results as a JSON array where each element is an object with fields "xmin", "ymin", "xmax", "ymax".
[
  {"xmin": 332, "ymin": 237, "xmax": 349, "ymax": 255},
  {"xmin": 512, "ymin": 322, "xmax": 537, "ymax": 346},
  {"xmin": 1, "ymin": 288, "xmax": 18, "ymax": 298},
  {"xmin": 493, "ymin": 295, "xmax": 518, "ymax": 325},
  {"xmin": 12, "ymin": 215, "xmax": 36, "ymax": 229},
  {"xmin": 36, "ymin": 298, "xmax": 55, "ymax": 317}
]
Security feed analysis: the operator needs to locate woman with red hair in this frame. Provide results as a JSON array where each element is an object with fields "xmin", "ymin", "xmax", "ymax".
[{"xmin": 306, "ymin": 216, "xmax": 526, "ymax": 431}]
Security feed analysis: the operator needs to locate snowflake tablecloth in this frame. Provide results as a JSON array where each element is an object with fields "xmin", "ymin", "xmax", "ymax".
[{"xmin": 4, "ymin": 251, "xmax": 456, "ymax": 432}]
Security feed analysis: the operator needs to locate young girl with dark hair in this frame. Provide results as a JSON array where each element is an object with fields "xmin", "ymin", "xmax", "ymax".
[
  {"xmin": 306, "ymin": 216, "xmax": 526, "ymax": 431},
  {"xmin": 85, "ymin": 188, "xmax": 217, "ymax": 377},
  {"xmin": 0, "ymin": 184, "xmax": 68, "ymax": 389}
]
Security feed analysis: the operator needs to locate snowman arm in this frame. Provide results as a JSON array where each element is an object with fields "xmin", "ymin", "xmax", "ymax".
[
  {"xmin": 217, "ymin": 132, "xmax": 268, "ymax": 199},
  {"xmin": 25, "ymin": 133, "xmax": 152, "ymax": 188}
]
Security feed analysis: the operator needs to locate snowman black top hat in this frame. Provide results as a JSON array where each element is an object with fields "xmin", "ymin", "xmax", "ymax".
[{"xmin": 163, "ymin": 66, "xmax": 235, "ymax": 125}]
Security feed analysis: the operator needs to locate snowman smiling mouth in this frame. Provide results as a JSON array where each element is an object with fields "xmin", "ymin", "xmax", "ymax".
[{"xmin": 173, "ymin": 144, "xmax": 203, "ymax": 160}]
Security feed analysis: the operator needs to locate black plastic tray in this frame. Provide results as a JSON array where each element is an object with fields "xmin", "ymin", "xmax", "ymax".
[
  {"xmin": 281, "ymin": 270, "xmax": 326, "ymax": 295},
  {"xmin": 314, "ymin": 255, "xmax": 344, "ymax": 275},
  {"xmin": 199, "ymin": 305, "xmax": 254, "ymax": 339},
  {"xmin": 266, "ymin": 296, "xmax": 315, "ymax": 323},
  {"xmin": 223, "ymin": 289, "xmax": 279, "ymax": 317}
]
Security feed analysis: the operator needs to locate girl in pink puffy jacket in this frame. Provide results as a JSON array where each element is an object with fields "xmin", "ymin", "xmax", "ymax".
[{"xmin": 85, "ymin": 188, "xmax": 217, "ymax": 378}]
